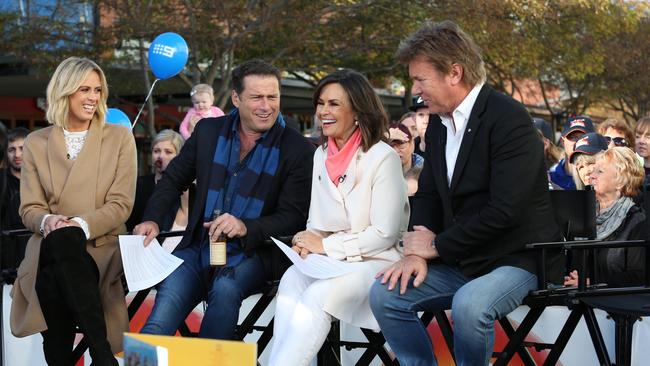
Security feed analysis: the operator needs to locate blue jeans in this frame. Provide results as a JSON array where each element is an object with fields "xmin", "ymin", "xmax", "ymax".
[
  {"xmin": 141, "ymin": 243, "xmax": 265, "ymax": 339},
  {"xmin": 369, "ymin": 263, "xmax": 537, "ymax": 366}
]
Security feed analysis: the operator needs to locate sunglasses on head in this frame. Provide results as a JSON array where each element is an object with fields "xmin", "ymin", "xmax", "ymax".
[{"xmin": 604, "ymin": 136, "xmax": 629, "ymax": 147}]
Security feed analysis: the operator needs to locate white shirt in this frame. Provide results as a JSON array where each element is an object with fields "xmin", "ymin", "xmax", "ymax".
[{"xmin": 440, "ymin": 82, "xmax": 484, "ymax": 185}]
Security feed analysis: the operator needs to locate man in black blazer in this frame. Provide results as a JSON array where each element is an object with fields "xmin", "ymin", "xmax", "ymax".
[
  {"xmin": 370, "ymin": 21, "xmax": 561, "ymax": 365},
  {"xmin": 134, "ymin": 59, "xmax": 314, "ymax": 340}
]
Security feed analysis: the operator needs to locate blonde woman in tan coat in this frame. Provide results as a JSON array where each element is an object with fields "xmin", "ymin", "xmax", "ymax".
[{"xmin": 9, "ymin": 57, "xmax": 136, "ymax": 365}]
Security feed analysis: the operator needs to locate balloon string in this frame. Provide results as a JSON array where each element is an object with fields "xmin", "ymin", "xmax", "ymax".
[{"xmin": 131, "ymin": 78, "xmax": 160, "ymax": 129}]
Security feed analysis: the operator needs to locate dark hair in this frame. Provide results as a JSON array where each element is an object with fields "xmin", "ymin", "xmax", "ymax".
[
  {"xmin": 7, "ymin": 127, "xmax": 29, "ymax": 144},
  {"xmin": 0, "ymin": 122, "xmax": 6, "ymax": 166},
  {"xmin": 389, "ymin": 122, "xmax": 413, "ymax": 141},
  {"xmin": 231, "ymin": 59, "xmax": 281, "ymax": 94},
  {"xmin": 395, "ymin": 20, "xmax": 486, "ymax": 86},
  {"xmin": 313, "ymin": 69, "xmax": 389, "ymax": 152}
]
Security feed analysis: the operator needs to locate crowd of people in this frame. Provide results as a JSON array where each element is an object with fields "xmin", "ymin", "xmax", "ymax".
[{"xmin": 0, "ymin": 18, "xmax": 647, "ymax": 366}]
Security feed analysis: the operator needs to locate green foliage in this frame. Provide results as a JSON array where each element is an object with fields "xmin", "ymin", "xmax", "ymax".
[
  {"xmin": 597, "ymin": 3, "xmax": 650, "ymax": 120},
  {"xmin": 0, "ymin": 0, "xmax": 647, "ymax": 121},
  {"xmin": 0, "ymin": 0, "xmax": 103, "ymax": 77}
]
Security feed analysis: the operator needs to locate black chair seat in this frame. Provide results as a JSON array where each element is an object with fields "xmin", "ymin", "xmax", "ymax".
[{"xmin": 581, "ymin": 293, "xmax": 650, "ymax": 317}]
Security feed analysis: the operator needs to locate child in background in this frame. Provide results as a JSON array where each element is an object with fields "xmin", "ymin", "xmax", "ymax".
[{"xmin": 179, "ymin": 83, "xmax": 225, "ymax": 139}]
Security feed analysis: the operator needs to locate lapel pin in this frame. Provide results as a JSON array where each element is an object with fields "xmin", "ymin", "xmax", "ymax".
[{"xmin": 467, "ymin": 128, "xmax": 472, "ymax": 133}]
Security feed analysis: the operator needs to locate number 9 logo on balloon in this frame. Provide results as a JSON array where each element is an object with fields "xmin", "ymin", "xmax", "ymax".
[{"xmin": 148, "ymin": 32, "xmax": 189, "ymax": 80}]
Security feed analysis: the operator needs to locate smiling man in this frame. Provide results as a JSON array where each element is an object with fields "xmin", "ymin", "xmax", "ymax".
[
  {"xmin": 134, "ymin": 59, "xmax": 314, "ymax": 340},
  {"xmin": 369, "ymin": 21, "xmax": 561, "ymax": 365}
]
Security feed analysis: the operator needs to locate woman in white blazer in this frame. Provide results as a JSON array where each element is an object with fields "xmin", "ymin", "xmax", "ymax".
[{"xmin": 269, "ymin": 69, "xmax": 409, "ymax": 365}]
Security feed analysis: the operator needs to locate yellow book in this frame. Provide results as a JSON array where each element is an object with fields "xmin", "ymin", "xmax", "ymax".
[{"xmin": 123, "ymin": 333, "xmax": 256, "ymax": 366}]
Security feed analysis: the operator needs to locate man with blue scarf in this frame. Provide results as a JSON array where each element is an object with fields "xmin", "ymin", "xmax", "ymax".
[{"xmin": 134, "ymin": 59, "xmax": 314, "ymax": 340}]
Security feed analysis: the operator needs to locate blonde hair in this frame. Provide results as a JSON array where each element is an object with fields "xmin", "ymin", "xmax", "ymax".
[
  {"xmin": 46, "ymin": 57, "xmax": 108, "ymax": 129},
  {"xmin": 597, "ymin": 147, "xmax": 644, "ymax": 197},
  {"xmin": 190, "ymin": 83, "xmax": 214, "ymax": 97},
  {"xmin": 598, "ymin": 118, "xmax": 635, "ymax": 149},
  {"xmin": 152, "ymin": 129, "xmax": 184, "ymax": 153},
  {"xmin": 572, "ymin": 153, "xmax": 599, "ymax": 190}
]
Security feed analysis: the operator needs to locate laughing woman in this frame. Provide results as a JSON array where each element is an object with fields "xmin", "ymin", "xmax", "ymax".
[
  {"xmin": 10, "ymin": 57, "xmax": 136, "ymax": 365},
  {"xmin": 268, "ymin": 69, "xmax": 409, "ymax": 365}
]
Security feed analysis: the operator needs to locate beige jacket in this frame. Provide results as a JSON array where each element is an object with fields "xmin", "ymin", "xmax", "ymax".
[
  {"xmin": 307, "ymin": 141, "xmax": 408, "ymax": 329},
  {"xmin": 10, "ymin": 121, "xmax": 136, "ymax": 353}
]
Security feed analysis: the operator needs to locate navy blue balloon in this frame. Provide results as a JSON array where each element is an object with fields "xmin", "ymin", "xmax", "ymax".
[
  {"xmin": 148, "ymin": 32, "xmax": 189, "ymax": 80},
  {"xmin": 106, "ymin": 108, "xmax": 132, "ymax": 129}
]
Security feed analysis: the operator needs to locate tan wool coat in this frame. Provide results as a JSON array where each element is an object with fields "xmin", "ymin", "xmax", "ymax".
[{"xmin": 10, "ymin": 121, "xmax": 137, "ymax": 353}]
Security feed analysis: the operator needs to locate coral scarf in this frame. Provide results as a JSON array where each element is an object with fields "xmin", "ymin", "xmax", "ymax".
[{"xmin": 325, "ymin": 128, "xmax": 361, "ymax": 186}]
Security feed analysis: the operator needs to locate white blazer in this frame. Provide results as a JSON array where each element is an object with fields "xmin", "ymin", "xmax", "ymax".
[{"xmin": 307, "ymin": 141, "xmax": 409, "ymax": 329}]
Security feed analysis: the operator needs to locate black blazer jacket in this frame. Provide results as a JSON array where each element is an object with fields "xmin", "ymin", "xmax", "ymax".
[
  {"xmin": 411, "ymin": 85, "xmax": 562, "ymax": 279},
  {"xmin": 142, "ymin": 114, "xmax": 315, "ymax": 277}
]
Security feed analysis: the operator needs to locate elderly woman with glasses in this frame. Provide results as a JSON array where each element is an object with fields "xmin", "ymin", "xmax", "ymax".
[
  {"xmin": 564, "ymin": 147, "xmax": 646, "ymax": 287},
  {"xmin": 598, "ymin": 117, "xmax": 634, "ymax": 150}
]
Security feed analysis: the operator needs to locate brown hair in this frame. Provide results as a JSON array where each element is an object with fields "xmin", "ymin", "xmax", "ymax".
[
  {"xmin": 388, "ymin": 122, "xmax": 413, "ymax": 141},
  {"xmin": 598, "ymin": 147, "xmax": 644, "ymax": 197},
  {"xmin": 598, "ymin": 118, "xmax": 635, "ymax": 150},
  {"xmin": 313, "ymin": 69, "xmax": 388, "ymax": 151},
  {"xmin": 395, "ymin": 20, "xmax": 486, "ymax": 86},
  {"xmin": 635, "ymin": 116, "xmax": 650, "ymax": 136}
]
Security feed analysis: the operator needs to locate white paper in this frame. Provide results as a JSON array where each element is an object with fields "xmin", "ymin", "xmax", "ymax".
[
  {"xmin": 271, "ymin": 236, "xmax": 358, "ymax": 279},
  {"xmin": 119, "ymin": 235, "xmax": 184, "ymax": 292}
]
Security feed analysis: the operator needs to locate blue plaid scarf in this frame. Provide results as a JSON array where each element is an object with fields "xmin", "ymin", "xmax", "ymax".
[{"xmin": 203, "ymin": 108, "xmax": 285, "ymax": 222}]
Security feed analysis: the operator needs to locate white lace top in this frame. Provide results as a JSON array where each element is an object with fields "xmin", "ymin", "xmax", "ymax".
[{"xmin": 63, "ymin": 129, "xmax": 88, "ymax": 161}]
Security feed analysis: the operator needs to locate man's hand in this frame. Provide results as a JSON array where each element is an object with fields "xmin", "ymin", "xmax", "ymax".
[
  {"xmin": 292, "ymin": 230, "xmax": 324, "ymax": 258},
  {"xmin": 403, "ymin": 225, "xmax": 439, "ymax": 260},
  {"xmin": 134, "ymin": 221, "xmax": 160, "ymax": 246},
  {"xmin": 203, "ymin": 213, "xmax": 247, "ymax": 241},
  {"xmin": 376, "ymin": 255, "xmax": 428, "ymax": 295}
]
